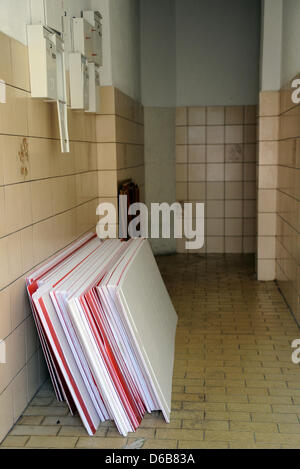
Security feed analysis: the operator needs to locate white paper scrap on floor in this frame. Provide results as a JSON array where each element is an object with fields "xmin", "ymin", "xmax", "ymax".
[{"xmin": 26, "ymin": 234, "xmax": 178, "ymax": 436}]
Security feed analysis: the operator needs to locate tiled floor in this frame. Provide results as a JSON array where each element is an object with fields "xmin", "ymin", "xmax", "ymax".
[{"xmin": 1, "ymin": 253, "xmax": 300, "ymax": 449}]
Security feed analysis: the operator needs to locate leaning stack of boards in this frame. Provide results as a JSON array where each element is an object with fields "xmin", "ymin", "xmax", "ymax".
[{"xmin": 26, "ymin": 233, "xmax": 178, "ymax": 436}]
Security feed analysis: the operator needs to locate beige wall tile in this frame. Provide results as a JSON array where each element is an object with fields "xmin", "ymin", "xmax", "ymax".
[
  {"xmin": 244, "ymin": 218, "xmax": 256, "ymax": 236},
  {"xmin": 4, "ymin": 183, "xmax": 32, "ymax": 235},
  {"xmin": 188, "ymin": 126, "xmax": 206, "ymax": 145},
  {"xmin": 259, "ymin": 141, "xmax": 278, "ymax": 165},
  {"xmin": 225, "ymin": 106, "xmax": 244, "ymax": 125},
  {"xmin": 10, "ymin": 39, "xmax": 30, "ymax": 92},
  {"xmin": 10, "ymin": 322, "xmax": 26, "ymax": 379},
  {"xmin": 176, "ymin": 107, "xmax": 187, "ymax": 126},
  {"xmin": 32, "ymin": 218, "xmax": 55, "ymax": 265},
  {"xmin": 244, "ymin": 125, "xmax": 257, "ymax": 144},
  {"xmin": 279, "ymin": 139, "xmax": 295, "ymax": 167},
  {"xmin": 207, "ymin": 163, "xmax": 224, "ymax": 181},
  {"xmin": 116, "ymin": 117, "xmax": 143, "ymax": 145},
  {"xmin": 207, "ymin": 126, "xmax": 224, "ymax": 144},
  {"xmin": 98, "ymin": 170, "xmax": 118, "ymax": 197},
  {"xmin": 244, "ymin": 163, "xmax": 256, "ymax": 182},
  {"xmin": 244, "ymin": 237, "xmax": 256, "ymax": 253},
  {"xmin": 244, "ymin": 144, "xmax": 256, "ymax": 162},
  {"xmin": 207, "ymin": 218, "xmax": 224, "ymax": 236},
  {"xmin": 176, "ymin": 183, "xmax": 187, "ymax": 201},
  {"xmin": 244, "ymin": 200, "xmax": 256, "ymax": 218},
  {"xmin": 225, "ymin": 144, "xmax": 243, "ymax": 163},
  {"xmin": 97, "ymin": 143, "xmax": 117, "ymax": 170},
  {"xmin": 225, "ymin": 163, "xmax": 243, "ymax": 181},
  {"xmin": 225, "ymin": 182, "xmax": 243, "ymax": 200},
  {"xmin": 257, "ymin": 259, "xmax": 276, "ymax": 281},
  {"xmin": 207, "ymin": 236, "xmax": 225, "ymax": 253},
  {"xmin": 31, "ymin": 180, "xmax": 53, "ymax": 223},
  {"xmin": 20, "ymin": 226, "xmax": 34, "ymax": 274},
  {"xmin": 1, "ymin": 136, "xmax": 31, "ymax": 185},
  {"xmin": 244, "ymin": 106, "xmax": 257, "ymax": 125},
  {"xmin": 207, "ymin": 107, "xmax": 225, "ymax": 125},
  {"xmin": 0, "ymin": 332, "xmax": 13, "ymax": 394},
  {"xmin": 258, "ymin": 190, "xmax": 277, "ymax": 213},
  {"xmin": 0, "ymin": 33, "xmax": 12, "ymax": 85},
  {"xmin": 188, "ymin": 182, "xmax": 206, "ymax": 201},
  {"xmin": 12, "ymin": 368, "xmax": 28, "ymax": 423},
  {"xmin": 176, "ymin": 127, "xmax": 187, "ymax": 145},
  {"xmin": 25, "ymin": 316, "xmax": 38, "ymax": 362},
  {"xmin": 207, "ymin": 182, "xmax": 224, "ymax": 200},
  {"xmin": 68, "ymin": 109, "xmax": 95, "ymax": 142},
  {"xmin": 225, "ymin": 236, "xmax": 243, "ymax": 253},
  {"xmin": 207, "ymin": 145, "xmax": 224, "ymax": 163},
  {"xmin": 0, "ymin": 86, "xmax": 28, "ymax": 136},
  {"xmin": 207, "ymin": 200, "xmax": 224, "ymax": 218},
  {"xmin": 176, "ymin": 164, "xmax": 188, "ymax": 182},
  {"xmin": 10, "ymin": 277, "xmax": 31, "ymax": 329},
  {"xmin": 258, "ymin": 213, "xmax": 276, "ymax": 236},
  {"xmin": 29, "ymin": 138, "xmax": 56, "ymax": 180},
  {"xmin": 188, "ymin": 164, "xmax": 205, "ymax": 182},
  {"xmin": 51, "ymin": 176, "xmax": 76, "ymax": 214},
  {"xmin": 244, "ymin": 181, "xmax": 256, "ymax": 199},
  {"xmin": 117, "ymin": 89, "xmax": 143, "ymax": 123},
  {"xmin": 188, "ymin": 107, "xmax": 205, "ymax": 126},
  {"xmin": 296, "ymin": 139, "xmax": 300, "ymax": 169},
  {"xmin": 0, "ymin": 187, "xmax": 5, "ymax": 237},
  {"xmin": 26, "ymin": 351, "xmax": 40, "ymax": 402},
  {"xmin": 0, "ymin": 237, "xmax": 9, "ymax": 290},
  {"xmin": 0, "ymin": 384, "xmax": 14, "ymax": 443},
  {"xmin": 7, "ymin": 232, "xmax": 22, "ymax": 284},
  {"xmin": 225, "ymin": 125, "xmax": 243, "ymax": 144},
  {"xmin": 115, "ymin": 88, "xmax": 136, "ymax": 121},
  {"xmin": 0, "ymin": 287, "xmax": 11, "ymax": 340},
  {"xmin": 258, "ymin": 236, "xmax": 276, "ymax": 259},
  {"xmin": 74, "ymin": 142, "xmax": 96, "ymax": 174},
  {"xmin": 225, "ymin": 200, "xmax": 243, "ymax": 218},
  {"xmin": 99, "ymin": 86, "xmax": 115, "ymax": 115},
  {"xmin": 96, "ymin": 115, "xmax": 116, "ymax": 143},
  {"xmin": 189, "ymin": 145, "xmax": 206, "ymax": 164},
  {"xmin": 258, "ymin": 166, "xmax": 277, "ymax": 189},
  {"xmin": 176, "ymin": 145, "xmax": 188, "ymax": 163},
  {"xmin": 259, "ymin": 117, "xmax": 279, "ymax": 141},
  {"xmin": 280, "ymin": 107, "xmax": 300, "ymax": 140},
  {"xmin": 225, "ymin": 219, "xmax": 243, "ymax": 236},
  {"xmin": 259, "ymin": 91, "xmax": 280, "ymax": 117},
  {"xmin": 28, "ymin": 100, "xmax": 58, "ymax": 139}
]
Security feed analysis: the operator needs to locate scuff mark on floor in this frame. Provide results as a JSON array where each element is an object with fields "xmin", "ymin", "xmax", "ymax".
[{"xmin": 123, "ymin": 438, "xmax": 146, "ymax": 450}]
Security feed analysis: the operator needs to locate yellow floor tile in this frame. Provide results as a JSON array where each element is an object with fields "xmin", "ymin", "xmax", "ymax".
[
  {"xmin": 278, "ymin": 423, "xmax": 300, "ymax": 434},
  {"xmin": 0, "ymin": 436, "xmax": 29, "ymax": 448},
  {"xmin": 26, "ymin": 436, "xmax": 78, "ymax": 448},
  {"xmin": 178, "ymin": 440, "xmax": 229, "ymax": 449},
  {"xmin": 205, "ymin": 430, "xmax": 254, "ymax": 442},
  {"xmin": 76, "ymin": 437, "xmax": 127, "ymax": 449},
  {"xmin": 142, "ymin": 439, "xmax": 178, "ymax": 449}
]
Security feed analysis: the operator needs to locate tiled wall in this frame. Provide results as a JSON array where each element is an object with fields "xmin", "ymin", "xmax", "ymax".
[
  {"xmin": 175, "ymin": 106, "xmax": 257, "ymax": 253},
  {"xmin": 97, "ymin": 86, "xmax": 144, "ymax": 236},
  {"xmin": 0, "ymin": 31, "xmax": 100, "ymax": 442},
  {"xmin": 257, "ymin": 92, "xmax": 279, "ymax": 280},
  {"xmin": 258, "ymin": 78, "xmax": 300, "ymax": 326},
  {"xmin": 0, "ymin": 32, "xmax": 144, "ymax": 442},
  {"xmin": 276, "ymin": 77, "xmax": 300, "ymax": 325}
]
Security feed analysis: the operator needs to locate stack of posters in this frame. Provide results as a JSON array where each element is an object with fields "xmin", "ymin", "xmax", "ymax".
[{"xmin": 26, "ymin": 234, "xmax": 178, "ymax": 436}]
